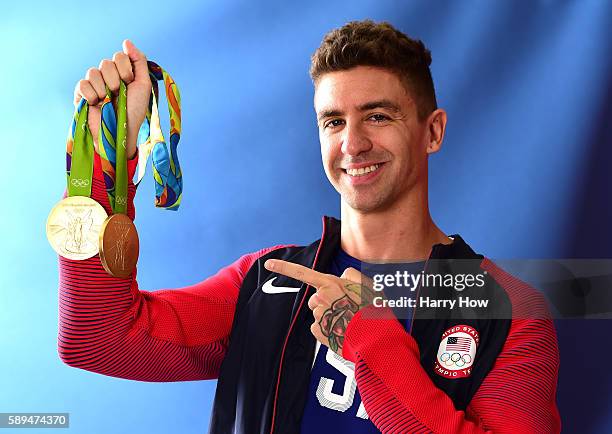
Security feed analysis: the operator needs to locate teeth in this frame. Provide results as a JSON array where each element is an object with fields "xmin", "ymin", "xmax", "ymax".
[{"xmin": 346, "ymin": 164, "xmax": 380, "ymax": 177}]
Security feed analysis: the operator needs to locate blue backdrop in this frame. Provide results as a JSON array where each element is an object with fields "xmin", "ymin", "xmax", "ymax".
[{"xmin": 1, "ymin": 1, "xmax": 611, "ymax": 432}]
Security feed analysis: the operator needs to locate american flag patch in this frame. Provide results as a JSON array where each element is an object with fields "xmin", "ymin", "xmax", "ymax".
[
  {"xmin": 446, "ymin": 336, "xmax": 471, "ymax": 352},
  {"xmin": 435, "ymin": 325, "xmax": 479, "ymax": 379}
]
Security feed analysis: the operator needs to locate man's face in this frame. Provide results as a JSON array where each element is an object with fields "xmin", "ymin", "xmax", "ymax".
[{"xmin": 314, "ymin": 66, "xmax": 431, "ymax": 213}]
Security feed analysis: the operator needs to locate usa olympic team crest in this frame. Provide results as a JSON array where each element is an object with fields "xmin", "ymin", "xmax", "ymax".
[{"xmin": 434, "ymin": 325, "xmax": 479, "ymax": 379}]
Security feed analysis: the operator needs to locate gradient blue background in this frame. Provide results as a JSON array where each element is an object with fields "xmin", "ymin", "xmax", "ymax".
[{"xmin": 2, "ymin": 1, "xmax": 611, "ymax": 432}]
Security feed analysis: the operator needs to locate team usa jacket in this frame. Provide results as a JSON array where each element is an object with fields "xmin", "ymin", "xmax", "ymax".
[{"xmin": 57, "ymin": 154, "xmax": 562, "ymax": 433}]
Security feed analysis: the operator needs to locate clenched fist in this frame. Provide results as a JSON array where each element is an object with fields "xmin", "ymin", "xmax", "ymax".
[{"xmin": 73, "ymin": 39, "xmax": 151, "ymax": 159}]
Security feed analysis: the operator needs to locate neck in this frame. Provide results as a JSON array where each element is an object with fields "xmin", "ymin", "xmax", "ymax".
[{"xmin": 339, "ymin": 185, "xmax": 451, "ymax": 262}]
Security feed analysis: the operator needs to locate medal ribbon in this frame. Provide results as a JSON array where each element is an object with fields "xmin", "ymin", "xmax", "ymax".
[
  {"xmin": 65, "ymin": 81, "xmax": 128, "ymax": 215},
  {"xmin": 66, "ymin": 62, "xmax": 183, "ymax": 213},
  {"xmin": 137, "ymin": 61, "xmax": 182, "ymax": 210},
  {"xmin": 65, "ymin": 99, "xmax": 95, "ymax": 198},
  {"xmin": 97, "ymin": 81, "xmax": 129, "ymax": 214}
]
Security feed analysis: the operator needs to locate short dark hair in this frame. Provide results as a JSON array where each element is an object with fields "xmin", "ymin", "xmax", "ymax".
[{"xmin": 310, "ymin": 20, "xmax": 437, "ymax": 120}]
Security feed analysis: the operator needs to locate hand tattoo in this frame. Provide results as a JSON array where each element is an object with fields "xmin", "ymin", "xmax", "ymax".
[
  {"xmin": 319, "ymin": 296, "xmax": 359, "ymax": 353},
  {"xmin": 319, "ymin": 280, "xmax": 379, "ymax": 353},
  {"xmin": 343, "ymin": 282, "xmax": 377, "ymax": 306}
]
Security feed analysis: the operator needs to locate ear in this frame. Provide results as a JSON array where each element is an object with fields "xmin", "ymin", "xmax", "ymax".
[{"xmin": 425, "ymin": 109, "xmax": 447, "ymax": 154}]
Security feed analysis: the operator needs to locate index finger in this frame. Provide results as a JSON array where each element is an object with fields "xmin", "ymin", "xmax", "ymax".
[{"xmin": 264, "ymin": 259, "xmax": 332, "ymax": 288}]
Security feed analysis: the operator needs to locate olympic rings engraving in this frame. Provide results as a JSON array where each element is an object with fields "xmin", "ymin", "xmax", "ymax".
[{"xmin": 71, "ymin": 178, "xmax": 90, "ymax": 188}]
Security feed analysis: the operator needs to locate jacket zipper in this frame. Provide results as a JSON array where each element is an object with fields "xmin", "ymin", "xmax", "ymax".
[{"xmin": 269, "ymin": 216, "xmax": 328, "ymax": 434}]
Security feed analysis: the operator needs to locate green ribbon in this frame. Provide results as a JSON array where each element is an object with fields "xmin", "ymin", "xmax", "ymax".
[
  {"xmin": 66, "ymin": 81, "xmax": 129, "ymax": 215},
  {"xmin": 66, "ymin": 99, "xmax": 95, "ymax": 198}
]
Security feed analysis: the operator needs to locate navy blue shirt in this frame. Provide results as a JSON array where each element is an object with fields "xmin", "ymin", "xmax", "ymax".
[{"xmin": 300, "ymin": 247, "xmax": 425, "ymax": 433}]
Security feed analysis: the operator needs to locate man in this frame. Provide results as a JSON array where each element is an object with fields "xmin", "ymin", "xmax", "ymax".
[{"xmin": 59, "ymin": 20, "xmax": 561, "ymax": 433}]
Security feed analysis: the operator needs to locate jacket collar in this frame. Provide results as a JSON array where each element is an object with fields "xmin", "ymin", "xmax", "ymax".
[{"xmin": 317, "ymin": 215, "xmax": 481, "ymax": 266}]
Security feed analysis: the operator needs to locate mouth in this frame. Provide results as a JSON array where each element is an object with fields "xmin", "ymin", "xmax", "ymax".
[
  {"xmin": 341, "ymin": 162, "xmax": 386, "ymax": 184},
  {"xmin": 344, "ymin": 163, "xmax": 382, "ymax": 177}
]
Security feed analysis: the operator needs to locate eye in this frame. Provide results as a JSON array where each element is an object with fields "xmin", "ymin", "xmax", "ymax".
[
  {"xmin": 368, "ymin": 113, "xmax": 390, "ymax": 123},
  {"xmin": 323, "ymin": 118, "xmax": 345, "ymax": 129}
]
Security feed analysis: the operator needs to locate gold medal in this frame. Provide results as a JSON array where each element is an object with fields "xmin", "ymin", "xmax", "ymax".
[
  {"xmin": 46, "ymin": 196, "xmax": 108, "ymax": 260},
  {"xmin": 98, "ymin": 214, "xmax": 139, "ymax": 278}
]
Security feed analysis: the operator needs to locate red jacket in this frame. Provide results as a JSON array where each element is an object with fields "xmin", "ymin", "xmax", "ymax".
[{"xmin": 57, "ymin": 152, "xmax": 561, "ymax": 433}]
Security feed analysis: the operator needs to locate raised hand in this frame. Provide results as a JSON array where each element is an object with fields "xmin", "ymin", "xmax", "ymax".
[{"xmin": 73, "ymin": 39, "xmax": 152, "ymax": 159}]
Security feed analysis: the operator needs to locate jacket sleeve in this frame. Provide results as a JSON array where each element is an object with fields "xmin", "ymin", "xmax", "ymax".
[
  {"xmin": 341, "ymin": 263, "xmax": 561, "ymax": 433},
  {"xmin": 57, "ymin": 151, "xmax": 285, "ymax": 381}
]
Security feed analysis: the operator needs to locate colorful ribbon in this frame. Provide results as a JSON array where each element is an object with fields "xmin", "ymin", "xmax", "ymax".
[
  {"xmin": 97, "ymin": 81, "xmax": 129, "ymax": 214},
  {"xmin": 66, "ymin": 62, "xmax": 183, "ymax": 212},
  {"xmin": 135, "ymin": 61, "xmax": 183, "ymax": 210}
]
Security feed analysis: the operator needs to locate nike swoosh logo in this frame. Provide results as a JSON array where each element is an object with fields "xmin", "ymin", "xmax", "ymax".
[{"xmin": 261, "ymin": 277, "xmax": 301, "ymax": 294}]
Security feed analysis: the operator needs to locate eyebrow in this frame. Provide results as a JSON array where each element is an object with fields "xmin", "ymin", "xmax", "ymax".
[{"xmin": 317, "ymin": 99, "xmax": 402, "ymax": 122}]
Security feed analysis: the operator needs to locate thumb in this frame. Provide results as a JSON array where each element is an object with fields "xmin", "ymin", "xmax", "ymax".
[
  {"xmin": 340, "ymin": 267, "xmax": 371, "ymax": 286},
  {"xmin": 122, "ymin": 39, "xmax": 149, "ymax": 83}
]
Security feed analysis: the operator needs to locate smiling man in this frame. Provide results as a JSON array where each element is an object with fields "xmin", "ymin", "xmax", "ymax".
[{"xmin": 58, "ymin": 20, "xmax": 561, "ymax": 433}]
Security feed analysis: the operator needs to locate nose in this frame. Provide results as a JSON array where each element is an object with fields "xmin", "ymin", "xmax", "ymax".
[{"xmin": 340, "ymin": 121, "xmax": 372, "ymax": 156}]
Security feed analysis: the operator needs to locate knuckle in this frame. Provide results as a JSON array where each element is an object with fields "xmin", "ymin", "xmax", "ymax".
[
  {"xmin": 120, "ymin": 67, "xmax": 135, "ymax": 83},
  {"xmin": 81, "ymin": 92, "xmax": 95, "ymax": 104},
  {"xmin": 85, "ymin": 67, "xmax": 98, "ymax": 78},
  {"xmin": 314, "ymin": 289, "xmax": 326, "ymax": 301},
  {"xmin": 320, "ymin": 284, "xmax": 332, "ymax": 293},
  {"xmin": 308, "ymin": 294, "xmax": 318, "ymax": 309},
  {"xmin": 77, "ymin": 80, "xmax": 92, "ymax": 97},
  {"xmin": 98, "ymin": 58, "xmax": 113, "ymax": 69},
  {"xmin": 112, "ymin": 51, "xmax": 125, "ymax": 61}
]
